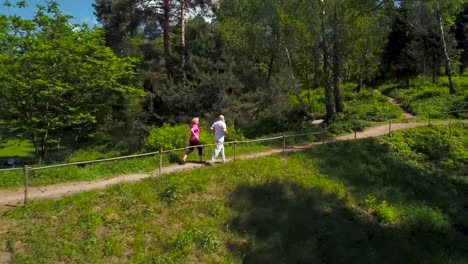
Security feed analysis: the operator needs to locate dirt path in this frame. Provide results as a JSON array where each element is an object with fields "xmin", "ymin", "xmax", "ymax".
[
  {"xmin": 375, "ymin": 90, "xmax": 415, "ymax": 118},
  {"xmin": 0, "ymin": 120, "xmax": 459, "ymax": 209}
]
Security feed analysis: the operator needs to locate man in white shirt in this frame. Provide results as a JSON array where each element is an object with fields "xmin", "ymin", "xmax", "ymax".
[{"xmin": 208, "ymin": 115, "xmax": 228, "ymax": 165}]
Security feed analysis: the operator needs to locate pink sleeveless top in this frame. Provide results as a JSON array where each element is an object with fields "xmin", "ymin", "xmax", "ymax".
[{"xmin": 190, "ymin": 124, "xmax": 200, "ymax": 141}]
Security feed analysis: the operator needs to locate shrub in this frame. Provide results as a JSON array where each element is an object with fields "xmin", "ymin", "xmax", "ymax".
[
  {"xmin": 143, "ymin": 124, "xmax": 192, "ymax": 151},
  {"xmin": 402, "ymin": 205, "xmax": 449, "ymax": 232},
  {"xmin": 143, "ymin": 123, "xmax": 245, "ymax": 152}
]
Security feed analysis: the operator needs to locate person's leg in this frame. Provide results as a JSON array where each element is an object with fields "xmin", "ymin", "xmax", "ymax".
[
  {"xmin": 183, "ymin": 141, "xmax": 195, "ymax": 163},
  {"xmin": 220, "ymin": 143, "xmax": 226, "ymax": 163},
  {"xmin": 196, "ymin": 142, "xmax": 203, "ymax": 162},
  {"xmin": 211, "ymin": 141, "xmax": 222, "ymax": 163}
]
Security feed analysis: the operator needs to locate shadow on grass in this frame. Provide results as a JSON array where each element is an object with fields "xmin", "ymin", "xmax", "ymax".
[
  {"xmin": 301, "ymin": 137, "xmax": 468, "ymax": 235},
  {"xmin": 227, "ymin": 180, "xmax": 468, "ymax": 264}
]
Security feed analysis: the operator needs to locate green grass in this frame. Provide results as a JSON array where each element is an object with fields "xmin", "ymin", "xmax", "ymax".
[{"xmin": 2, "ymin": 124, "xmax": 467, "ymax": 263}]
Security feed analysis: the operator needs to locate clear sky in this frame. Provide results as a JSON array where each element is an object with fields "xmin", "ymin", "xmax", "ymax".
[{"xmin": 0, "ymin": 0, "xmax": 99, "ymax": 26}]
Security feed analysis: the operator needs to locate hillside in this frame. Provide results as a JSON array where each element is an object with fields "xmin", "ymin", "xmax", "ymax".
[{"xmin": 1, "ymin": 124, "xmax": 467, "ymax": 263}]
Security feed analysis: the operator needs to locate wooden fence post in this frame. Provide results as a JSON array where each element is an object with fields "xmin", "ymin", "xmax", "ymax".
[
  {"xmin": 354, "ymin": 130, "xmax": 357, "ymax": 139},
  {"xmin": 159, "ymin": 149, "xmax": 163, "ymax": 177},
  {"xmin": 282, "ymin": 133, "xmax": 286, "ymax": 154},
  {"xmin": 321, "ymin": 131, "xmax": 325, "ymax": 144},
  {"xmin": 234, "ymin": 141, "xmax": 237, "ymax": 162},
  {"xmin": 428, "ymin": 113, "xmax": 431, "ymax": 125},
  {"xmin": 448, "ymin": 120, "xmax": 452, "ymax": 140},
  {"xmin": 23, "ymin": 165, "xmax": 29, "ymax": 206},
  {"xmin": 389, "ymin": 120, "xmax": 392, "ymax": 134}
]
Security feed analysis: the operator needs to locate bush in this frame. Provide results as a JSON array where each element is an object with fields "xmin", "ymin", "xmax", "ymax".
[
  {"xmin": 402, "ymin": 205, "xmax": 449, "ymax": 232},
  {"xmin": 143, "ymin": 123, "xmax": 246, "ymax": 152},
  {"xmin": 143, "ymin": 124, "xmax": 189, "ymax": 151}
]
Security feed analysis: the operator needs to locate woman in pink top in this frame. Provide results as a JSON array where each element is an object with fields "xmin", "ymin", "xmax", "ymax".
[{"xmin": 182, "ymin": 117, "xmax": 203, "ymax": 164}]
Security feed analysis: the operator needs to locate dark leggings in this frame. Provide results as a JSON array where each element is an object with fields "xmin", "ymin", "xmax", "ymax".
[{"xmin": 185, "ymin": 140, "xmax": 203, "ymax": 156}]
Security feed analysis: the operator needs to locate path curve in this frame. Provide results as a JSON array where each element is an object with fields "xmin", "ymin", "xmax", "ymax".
[
  {"xmin": 0, "ymin": 120, "xmax": 460, "ymax": 208},
  {"xmin": 376, "ymin": 90, "xmax": 415, "ymax": 118}
]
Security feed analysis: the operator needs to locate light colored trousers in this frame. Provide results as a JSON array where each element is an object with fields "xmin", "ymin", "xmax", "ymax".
[{"xmin": 211, "ymin": 140, "xmax": 225, "ymax": 162}]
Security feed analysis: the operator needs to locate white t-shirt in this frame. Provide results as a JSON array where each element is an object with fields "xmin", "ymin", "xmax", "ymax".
[{"xmin": 211, "ymin": 120, "xmax": 227, "ymax": 142}]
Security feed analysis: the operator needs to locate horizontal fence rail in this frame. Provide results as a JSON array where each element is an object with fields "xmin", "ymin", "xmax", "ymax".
[{"xmin": 0, "ymin": 109, "xmax": 466, "ymax": 206}]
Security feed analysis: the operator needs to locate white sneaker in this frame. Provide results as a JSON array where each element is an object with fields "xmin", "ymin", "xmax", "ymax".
[{"xmin": 207, "ymin": 161, "xmax": 214, "ymax": 166}]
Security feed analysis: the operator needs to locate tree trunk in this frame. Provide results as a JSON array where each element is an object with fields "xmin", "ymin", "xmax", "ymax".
[
  {"xmin": 284, "ymin": 45, "xmax": 315, "ymax": 121},
  {"xmin": 358, "ymin": 39, "xmax": 370, "ymax": 93},
  {"xmin": 332, "ymin": 1, "xmax": 344, "ymax": 114},
  {"xmin": 320, "ymin": 0, "xmax": 335, "ymax": 122},
  {"xmin": 358, "ymin": 69, "xmax": 364, "ymax": 93},
  {"xmin": 437, "ymin": 1, "xmax": 457, "ymax": 94},
  {"xmin": 180, "ymin": 0, "xmax": 186, "ymax": 72},
  {"xmin": 312, "ymin": 41, "xmax": 321, "ymax": 88},
  {"xmin": 304, "ymin": 67, "xmax": 313, "ymax": 112},
  {"xmin": 267, "ymin": 51, "xmax": 275, "ymax": 83},
  {"xmin": 163, "ymin": 0, "xmax": 172, "ymax": 77}
]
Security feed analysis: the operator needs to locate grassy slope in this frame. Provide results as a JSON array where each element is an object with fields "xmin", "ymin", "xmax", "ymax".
[{"xmin": 3, "ymin": 124, "xmax": 467, "ymax": 264}]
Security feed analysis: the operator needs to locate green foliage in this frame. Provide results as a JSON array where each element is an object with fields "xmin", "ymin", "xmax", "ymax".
[
  {"xmin": 0, "ymin": 139, "xmax": 34, "ymax": 158},
  {"xmin": 388, "ymin": 77, "xmax": 468, "ymax": 116},
  {"xmin": 144, "ymin": 124, "xmax": 190, "ymax": 151},
  {"xmin": 402, "ymin": 204, "xmax": 450, "ymax": 232},
  {"xmin": 345, "ymin": 90, "xmax": 403, "ymax": 122},
  {"xmin": 0, "ymin": 4, "xmax": 142, "ymax": 160},
  {"xmin": 374, "ymin": 201, "xmax": 400, "ymax": 224}
]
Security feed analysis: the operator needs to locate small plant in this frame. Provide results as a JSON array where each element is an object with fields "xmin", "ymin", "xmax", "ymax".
[
  {"xmin": 363, "ymin": 196, "xmax": 399, "ymax": 224},
  {"xmin": 159, "ymin": 187, "xmax": 179, "ymax": 205},
  {"xmin": 374, "ymin": 201, "xmax": 399, "ymax": 224}
]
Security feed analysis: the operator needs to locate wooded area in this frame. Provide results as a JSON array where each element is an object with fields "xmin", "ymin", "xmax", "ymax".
[{"xmin": 0, "ymin": 0, "xmax": 467, "ymax": 162}]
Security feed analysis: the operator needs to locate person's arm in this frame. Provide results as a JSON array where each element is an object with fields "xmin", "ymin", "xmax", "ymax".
[
  {"xmin": 223, "ymin": 123, "xmax": 228, "ymax": 135},
  {"xmin": 210, "ymin": 123, "xmax": 215, "ymax": 133}
]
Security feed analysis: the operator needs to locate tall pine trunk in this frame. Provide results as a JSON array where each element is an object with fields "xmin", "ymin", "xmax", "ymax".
[
  {"xmin": 332, "ymin": 1, "xmax": 344, "ymax": 113},
  {"xmin": 180, "ymin": 0, "xmax": 187, "ymax": 71},
  {"xmin": 320, "ymin": 0, "xmax": 336, "ymax": 122},
  {"xmin": 163, "ymin": 0, "xmax": 172, "ymax": 77},
  {"xmin": 357, "ymin": 39, "xmax": 370, "ymax": 92},
  {"xmin": 312, "ymin": 41, "xmax": 321, "ymax": 88}
]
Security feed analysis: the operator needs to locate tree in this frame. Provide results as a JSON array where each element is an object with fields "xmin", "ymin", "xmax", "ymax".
[
  {"xmin": 0, "ymin": 3, "xmax": 142, "ymax": 161},
  {"xmin": 179, "ymin": 0, "xmax": 213, "ymax": 72},
  {"xmin": 433, "ymin": 0, "xmax": 459, "ymax": 94}
]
